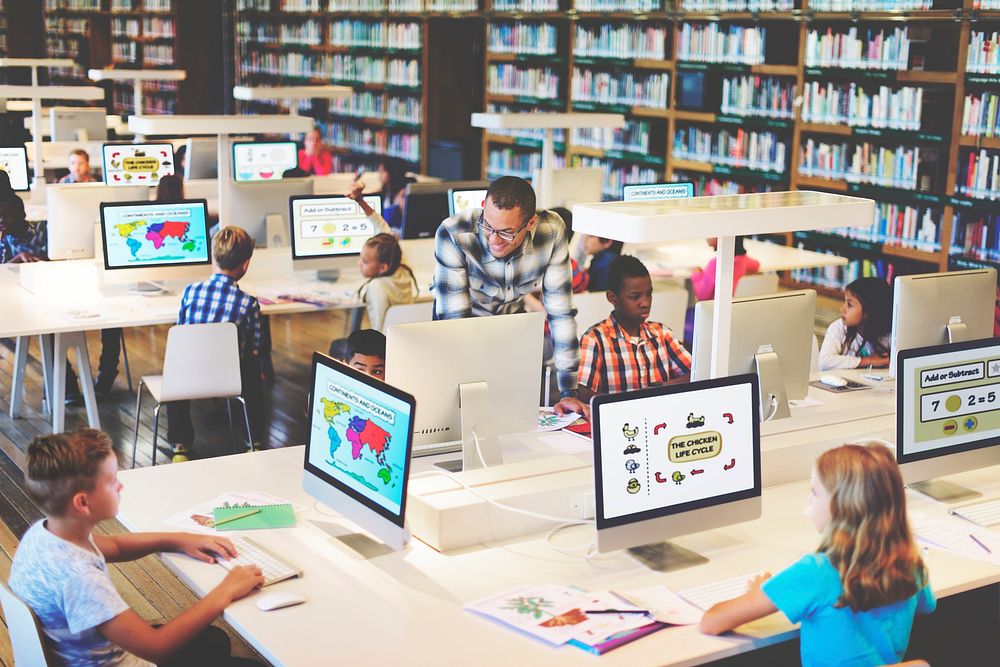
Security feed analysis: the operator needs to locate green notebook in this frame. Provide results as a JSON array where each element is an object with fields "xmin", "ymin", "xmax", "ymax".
[{"xmin": 211, "ymin": 504, "xmax": 296, "ymax": 531}]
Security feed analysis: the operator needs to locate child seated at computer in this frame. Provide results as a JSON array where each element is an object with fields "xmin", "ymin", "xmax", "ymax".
[
  {"xmin": 819, "ymin": 277, "xmax": 893, "ymax": 371},
  {"xmin": 329, "ymin": 328, "xmax": 386, "ymax": 380},
  {"xmin": 700, "ymin": 442, "xmax": 935, "ymax": 666},
  {"xmin": 169, "ymin": 226, "xmax": 265, "ymax": 462},
  {"xmin": 690, "ymin": 236, "xmax": 760, "ymax": 301},
  {"xmin": 9, "ymin": 429, "xmax": 265, "ymax": 666},
  {"xmin": 57, "ymin": 148, "xmax": 97, "ymax": 184},
  {"xmin": 577, "ymin": 255, "xmax": 691, "ymax": 402},
  {"xmin": 356, "ymin": 233, "xmax": 418, "ymax": 332}
]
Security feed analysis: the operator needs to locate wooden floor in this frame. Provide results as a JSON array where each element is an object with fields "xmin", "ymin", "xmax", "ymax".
[{"xmin": 0, "ymin": 309, "xmax": 350, "ymax": 666}]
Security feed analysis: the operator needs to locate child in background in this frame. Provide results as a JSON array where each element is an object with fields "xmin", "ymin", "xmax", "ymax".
[
  {"xmin": 330, "ymin": 328, "xmax": 386, "ymax": 379},
  {"xmin": 357, "ymin": 233, "xmax": 418, "ymax": 332},
  {"xmin": 298, "ymin": 127, "xmax": 333, "ymax": 176},
  {"xmin": 583, "ymin": 235, "xmax": 623, "ymax": 292},
  {"xmin": 578, "ymin": 255, "xmax": 690, "ymax": 402},
  {"xmin": 700, "ymin": 442, "xmax": 934, "ymax": 667},
  {"xmin": 58, "ymin": 149, "xmax": 97, "ymax": 184},
  {"xmin": 690, "ymin": 236, "xmax": 760, "ymax": 301},
  {"xmin": 10, "ymin": 429, "xmax": 264, "ymax": 666},
  {"xmin": 819, "ymin": 277, "xmax": 892, "ymax": 371}
]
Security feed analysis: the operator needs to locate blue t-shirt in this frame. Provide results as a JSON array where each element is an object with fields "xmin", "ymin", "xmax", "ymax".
[
  {"xmin": 762, "ymin": 553, "xmax": 935, "ymax": 667},
  {"xmin": 587, "ymin": 249, "xmax": 618, "ymax": 292}
]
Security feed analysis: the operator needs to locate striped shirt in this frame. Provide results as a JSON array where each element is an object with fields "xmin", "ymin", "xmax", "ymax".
[
  {"xmin": 177, "ymin": 273, "xmax": 263, "ymax": 357},
  {"xmin": 434, "ymin": 208, "xmax": 579, "ymax": 391},
  {"xmin": 578, "ymin": 313, "xmax": 691, "ymax": 395}
]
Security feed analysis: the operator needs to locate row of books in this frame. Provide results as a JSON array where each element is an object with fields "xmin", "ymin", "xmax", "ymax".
[
  {"xmin": 488, "ymin": 22, "xmax": 558, "ymax": 56},
  {"xmin": 673, "ymin": 171, "xmax": 774, "ymax": 196},
  {"xmin": 45, "ymin": 0, "xmax": 99, "ymax": 9},
  {"xmin": 491, "ymin": 0, "xmax": 559, "ymax": 9},
  {"xmin": 281, "ymin": 0, "xmax": 322, "ymax": 9},
  {"xmin": 240, "ymin": 52, "xmax": 421, "ymax": 86},
  {"xmin": 790, "ymin": 255, "xmax": 897, "ymax": 291},
  {"xmin": 112, "ymin": 87, "xmax": 177, "ymax": 115},
  {"xmin": 327, "ymin": 0, "xmax": 423, "ymax": 11},
  {"xmin": 279, "ymin": 20, "xmax": 322, "ymax": 46},
  {"xmin": 673, "ymin": 126, "xmax": 788, "ymax": 173},
  {"xmin": 798, "ymin": 138, "xmax": 920, "ymax": 189},
  {"xmin": 571, "ymin": 68, "xmax": 670, "ymax": 108},
  {"xmin": 237, "ymin": 20, "xmax": 277, "ymax": 43},
  {"xmin": 330, "ymin": 20, "xmax": 421, "ymax": 49},
  {"xmin": 143, "ymin": 0, "xmax": 172, "ymax": 8},
  {"xmin": 573, "ymin": 23, "xmax": 668, "ymax": 61},
  {"xmin": 808, "ymin": 0, "xmax": 931, "ymax": 8},
  {"xmin": 962, "ymin": 91, "xmax": 1000, "ymax": 138},
  {"xmin": 112, "ymin": 18, "xmax": 140, "ymax": 37},
  {"xmin": 675, "ymin": 23, "xmax": 766, "ymax": 65},
  {"xmin": 804, "ymin": 26, "xmax": 910, "ymax": 71},
  {"xmin": 828, "ymin": 202, "xmax": 942, "ymax": 252},
  {"xmin": 679, "ymin": 0, "xmax": 792, "ymax": 9},
  {"xmin": 237, "ymin": 0, "xmax": 271, "ymax": 9},
  {"xmin": 488, "ymin": 64, "xmax": 560, "ymax": 99},
  {"xmin": 571, "ymin": 155, "xmax": 660, "ymax": 199},
  {"xmin": 112, "ymin": 42, "xmax": 139, "ymax": 64},
  {"xmin": 485, "ymin": 103, "xmax": 567, "ymax": 143},
  {"xmin": 719, "ymin": 74, "xmax": 796, "ymax": 119},
  {"xmin": 574, "ymin": 0, "xmax": 659, "ymax": 10},
  {"xmin": 800, "ymin": 82, "xmax": 924, "ymax": 131},
  {"xmin": 46, "ymin": 17, "xmax": 89, "ymax": 35},
  {"xmin": 143, "ymin": 17, "xmax": 175, "ymax": 38},
  {"xmin": 111, "ymin": 0, "xmax": 134, "ymax": 8},
  {"xmin": 570, "ymin": 119, "xmax": 652, "ymax": 154},
  {"xmin": 967, "ymin": 31, "xmax": 1000, "ymax": 75},
  {"xmin": 328, "ymin": 91, "xmax": 423, "ymax": 124},
  {"xmin": 426, "ymin": 0, "xmax": 479, "ymax": 9},
  {"xmin": 950, "ymin": 212, "xmax": 1000, "ymax": 263},
  {"xmin": 957, "ymin": 149, "xmax": 1000, "ymax": 201},
  {"xmin": 326, "ymin": 122, "xmax": 421, "ymax": 162},
  {"xmin": 972, "ymin": 0, "xmax": 1000, "ymax": 8},
  {"xmin": 143, "ymin": 43, "xmax": 174, "ymax": 66},
  {"xmin": 486, "ymin": 147, "xmax": 565, "ymax": 180}
]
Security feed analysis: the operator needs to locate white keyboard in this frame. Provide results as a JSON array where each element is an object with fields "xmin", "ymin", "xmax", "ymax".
[
  {"xmin": 950, "ymin": 497, "xmax": 1000, "ymax": 528},
  {"xmin": 677, "ymin": 572, "xmax": 766, "ymax": 611},
  {"xmin": 218, "ymin": 536, "xmax": 302, "ymax": 586},
  {"xmin": 412, "ymin": 440, "xmax": 462, "ymax": 458}
]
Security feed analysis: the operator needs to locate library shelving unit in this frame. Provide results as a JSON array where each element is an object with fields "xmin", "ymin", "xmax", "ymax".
[{"xmin": 234, "ymin": 0, "xmax": 482, "ymax": 175}]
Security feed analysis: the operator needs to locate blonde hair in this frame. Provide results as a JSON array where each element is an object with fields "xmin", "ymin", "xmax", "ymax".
[
  {"xmin": 816, "ymin": 442, "xmax": 926, "ymax": 611},
  {"xmin": 213, "ymin": 226, "xmax": 255, "ymax": 271},
  {"xmin": 25, "ymin": 429, "xmax": 114, "ymax": 516}
]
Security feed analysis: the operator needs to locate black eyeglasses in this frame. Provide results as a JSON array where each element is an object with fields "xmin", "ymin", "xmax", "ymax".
[{"xmin": 477, "ymin": 212, "xmax": 530, "ymax": 243}]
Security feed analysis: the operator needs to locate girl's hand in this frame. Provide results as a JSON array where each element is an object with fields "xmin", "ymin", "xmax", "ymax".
[
  {"xmin": 11, "ymin": 251, "xmax": 40, "ymax": 263},
  {"xmin": 217, "ymin": 565, "xmax": 264, "ymax": 603},
  {"xmin": 865, "ymin": 354, "xmax": 890, "ymax": 368},
  {"xmin": 747, "ymin": 572, "xmax": 772, "ymax": 592},
  {"xmin": 174, "ymin": 534, "xmax": 237, "ymax": 563},
  {"xmin": 345, "ymin": 182, "xmax": 364, "ymax": 201}
]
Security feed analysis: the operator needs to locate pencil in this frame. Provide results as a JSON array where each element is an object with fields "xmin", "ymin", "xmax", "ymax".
[{"xmin": 212, "ymin": 508, "xmax": 262, "ymax": 528}]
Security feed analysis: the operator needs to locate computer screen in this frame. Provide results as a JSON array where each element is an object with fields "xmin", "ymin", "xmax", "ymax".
[
  {"xmin": 304, "ymin": 352, "xmax": 415, "ymax": 548},
  {"xmin": 448, "ymin": 188, "xmax": 487, "ymax": 216},
  {"xmin": 0, "ymin": 146, "xmax": 29, "ymax": 191},
  {"xmin": 593, "ymin": 374, "xmax": 761, "ymax": 554},
  {"xmin": 99, "ymin": 200, "xmax": 210, "ymax": 270},
  {"xmin": 623, "ymin": 182, "xmax": 694, "ymax": 202},
  {"xmin": 102, "ymin": 143, "xmax": 175, "ymax": 186},
  {"xmin": 232, "ymin": 141, "xmax": 298, "ymax": 182},
  {"xmin": 289, "ymin": 194, "xmax": 382, "ymax": 260}
]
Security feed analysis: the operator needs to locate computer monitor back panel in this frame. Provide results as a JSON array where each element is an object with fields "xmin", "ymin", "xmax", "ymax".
[
  {"xmin": 224, "ymin": 178, "xmax": 313, "ymax": 244},
  {"xmin": 896, "ymin": 338, "xmax": 1000, "ymax": 484},
  {"xmin": 232, "ymin": 141, "xmax": 298, "ymax": 182},
  {"xmin": 0, "ymin": 146, "xmax": 30, "ymax": 191},
  {"xmin": 102, "ymin": 143, "xmax": 175, "ymax": 186},
  {"xmin": 592, "ymin": 374, "xmax": 762, "ymax": 552},
  {"xmin": 46, "ymin": 183, "xmax": 148, "ymax": 260},
  {"xmin": 312, "ymin": 172, "xmax": 383, "ymax": 196},
  {"xmin": 289, "ymin": 194, "xmax": 382, "ymax": 271},
  {"xmin": 185, "ymin": 138, "xmax": 218, "ymax": 180},
  {"xmin": 543, "ymin": 167, "xmax": 604, "ymax": 208},
  {"xmin": 51, "ymin": 107, "xmax": 107, "ymax": 142},
  {"xmin": 691, "ymin": 290, "xmax": 816, "ymax": 400},
  {"xmin": 401, "ymin": 180, "xmax": 489, "ymax": 240}
]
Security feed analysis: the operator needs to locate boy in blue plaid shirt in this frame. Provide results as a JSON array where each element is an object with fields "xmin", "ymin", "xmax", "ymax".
[{"xmin": 168, "ymin": 226, "xmax": 264, "ymax": 463}]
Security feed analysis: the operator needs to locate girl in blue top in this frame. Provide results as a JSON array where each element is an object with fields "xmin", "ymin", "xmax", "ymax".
[{"xmin": 700, "ymin": 442, "xmax": 935, "ymax": 667}]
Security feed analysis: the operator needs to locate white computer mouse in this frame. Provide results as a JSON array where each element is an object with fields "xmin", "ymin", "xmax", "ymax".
[
  {"xmin": 819, "ymin": 374, "xmax": 848, "ymax": 388},
  {"xmin": 255, "ymin": 591, "xmax": 306, "ymax": 611}
]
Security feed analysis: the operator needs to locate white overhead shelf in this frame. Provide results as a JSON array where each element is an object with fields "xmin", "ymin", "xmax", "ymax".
[
  {"xmin": 0, "ymin": 58, "xmax": 76, "ymax": 69},
  {"xmin": 88, "ymin": 68, "xmax": 187, "ymax": 82},
  {"xmin": 233, "ymin": 85, "xmax": 352, "ymax": 101},
  {"xmin": 471, "ymin": 111, "xmax": 625, "ymax": 130},
  {"xmin": 128, "ymin": 114, "xmax": 314, "ymax": 135},
  {"xmin": 0, "ymin": 85, "xmax": 104, "ymax": 101}
]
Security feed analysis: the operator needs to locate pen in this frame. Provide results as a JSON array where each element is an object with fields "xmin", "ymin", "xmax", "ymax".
[
  {"xmin": 970, "ymin": 534, "xmax": 992, "ymax": 554},
  {"xmin": 585, "ymin": 609, "xmax": 651, "ymax": 615},
  {"xmin": 212, "ymin": 508, "xmax": 262, "ymax": 528}
]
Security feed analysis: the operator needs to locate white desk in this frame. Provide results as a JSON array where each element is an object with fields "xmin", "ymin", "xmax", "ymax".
[
  {"xmin": 632, "ymin": 239, "xmax": 848, "ymax": 279},
  {"xmin": 116, "ymin": 445, "xmax": 1000, "ymax": 667}
]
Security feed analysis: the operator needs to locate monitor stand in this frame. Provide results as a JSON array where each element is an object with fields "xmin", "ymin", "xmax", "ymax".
[
  {"xmin": 755, "ymin": 346, "xmax": 790, "ymax": 422},
  {"xmin": 908, "ymin": 479, "xmax": 982, "ymax": 504},
  {"xmin": 308, "ymin": 519, "xmax": 396, "ymax": 560},
  {"xmin": 628, "ymin": 542, "xmax": 709, "ymax": 573},
  {"xmin": 316, "ymin": 269, "xmax": 341, "ymax": 282},
  {"xmin": 435, "ymin": 381, "xmax": 504, "ymax": 473},
  {"xmin": 129, "ymin": 281, "xmax": 169, "ymax": 295},
  {"xmin": 946, "ymin": 317, "xmax": 968, "ymax": 344}
]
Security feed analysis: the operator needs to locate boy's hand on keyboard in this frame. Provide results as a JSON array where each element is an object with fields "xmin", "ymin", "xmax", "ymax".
[
  {"xmin": 218, "ymin": 565, "xmax": 265, "ymax": 602},
  {"xmin": 173, "ymin": 533, "xmax": 237, "ymax": 563},
  {"xmin": 748, "ymin": 573, "xmax": 771, "ymax": 592}
]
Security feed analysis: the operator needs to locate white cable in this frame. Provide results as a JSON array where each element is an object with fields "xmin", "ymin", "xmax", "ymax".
[
  {"xmin": 311, "ymin": 499, "xmax": 342, "ymax": 518},
  {"xmin": 544, "ymin": 521, "xmax": 595, "ymax": 556}
]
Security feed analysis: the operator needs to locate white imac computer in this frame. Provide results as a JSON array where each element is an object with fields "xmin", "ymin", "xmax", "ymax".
[
  {"xmin": 623, "ymin": 182, "xmax": 694, "ymax": 202},
  {"xmin": 593, "ymin": 374, "xmax": 762, "ymax": 571},
  {"xmin": 897, "ymin": 337, "xmax": 1000, "ymax": 503},
  {"xmin": 890, "ymin": 269, "xmax": 997, "ymax": 376},
  {"xmin": 304, "ymin": 351, "xmax": 415, "ymax": 552},
  {"xmin": 184, "ymin": 137, "xmax": 218, "ymax": 180},
  {"xmin": 46, "ymin": 183, "xmax": 148, "ymax": 260},
  {"xmin": 225, "ymin": 177, "xmax": 313, "ymax": 245},
  {"xmin": 232, "ymin": 141, "xmax": 298, "ymax": 182},
  {"xmin": 692, "ymin": 290, "xmax": 816, "ymax": 421},
  {"xmin": 448, "ymin": 187, "xmax": 487, "ymax": 216},
  {"xmin": 50, "ymin": 107, "xmax": 107, "ymax": 142},
  {"xmin": 288, "ymin": 193, "xmax": 381, "ymax": 279},
  {"xmin": 385, "ymin": 312, "xmax": 545, "ymax": 471},
  {"xmin": 0, "ymin": 146, "xmax": 30, "ymax": 191},
  {"xmin": 102, "ymin": 143, "xmax": 175, "ymax": 186},
  {"xmin": 98, "ymin": 199, "xmax": 211, "ymax": 290},
  {"xmin": 535, "ymin": 166, "xmax": 604, "ymax": 208}
]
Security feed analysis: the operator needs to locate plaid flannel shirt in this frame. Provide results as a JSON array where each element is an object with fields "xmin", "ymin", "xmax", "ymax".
[
  {"xmin": 177, "ymin": 273, "xmax": 263, "ymax": 358},
  {"xmin": 433, "ymin": 208, "xmax": 580, "ymax": 391}
]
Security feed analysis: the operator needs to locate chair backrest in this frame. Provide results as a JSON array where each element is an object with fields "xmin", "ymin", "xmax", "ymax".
[
  {"xmin": 734, "ymin": 272, "xmax": 780, "ymax": 298},
  {"xmin": 0, "ymin": 580, "xmax": 50, "ymax": 666},
  {"xmin": 160, "ymin": 322, "xmax": 242, "ymax": 402},
  {"xmin": 650, "ymin": 286, "xmax": 689, "ymax": 342},
  {"xmin": 383, "ymin": 300, "xmax": 434, "ymax": 331},
  {"xmin": 572, "ymin": 291, "xmax": 612, "ymax": 337}
]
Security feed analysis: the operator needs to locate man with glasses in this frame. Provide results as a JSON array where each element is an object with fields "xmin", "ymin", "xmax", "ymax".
[{"xmin": 434, "ymin": 176, "xmax": 588, "ymax": 417}]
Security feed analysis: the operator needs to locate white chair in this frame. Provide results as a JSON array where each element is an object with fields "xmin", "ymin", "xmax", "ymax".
[
  {"xmin": 650, "ymin": 286, "xmax": 689, "ymax": 342},
  {"xmin": 383, "ymin": 299, "xmax": 434, "ymax": 331},
  {"xmin": 572, "ymin": 291, "xmax": 612, "ymax": 336},
  {"xmin": 734, "ymin": 272, "xmax": 780, "ymax": 297},
  {"xmin": 0, "ymin": 580, "xmax": 51, "ymax": 666},
  {"xmin": 131, "ymin": 322, "xmax": 251, "ymax": 468}
]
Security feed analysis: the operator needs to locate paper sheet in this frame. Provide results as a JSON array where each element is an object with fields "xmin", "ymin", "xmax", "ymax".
[
  {"xmin": 913, "ymin": 514, "xmax": 1000, "ymax": 566},
  {"xmin": 536, "ymin": 409, "xmax": 581, "ymax": 432},
  {"xmin": 613, "ymin": 586, "xmax": 704, "ymax": 626},
  {"xmin": 165, "ymin": 491, "xmax": 302, "ymax": 534},
  {"xmin": 788, "ymin": 396, "xmax": 824, "ymax": 409}
]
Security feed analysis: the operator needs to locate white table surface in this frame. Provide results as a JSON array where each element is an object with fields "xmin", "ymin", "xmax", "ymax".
[
  {"xmin": 633, "ymin": 239, "xmax": 847, "ymax": 277},
  {"xmin": 116, "ymin": 442, "xmax": 1000, "ymax": 667}
]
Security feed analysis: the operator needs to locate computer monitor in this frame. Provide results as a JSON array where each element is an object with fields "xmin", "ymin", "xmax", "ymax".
[
  {"xmin": 692, "ymin": 290, "xmax": 816, "ymax": 420},
  {"xmin": 385, "ymin": 312, "xmax": 545, "ymax": 470},
  {"xmin": 593, "ymin": 374, "xmax": 762, "ymax": 570},
  {"xmin": 46, "ymin": 183, "xmax": 148, "ymax": 260},
  {"xmin": 98, "ymin": 199, "xmax": 211, "ymax": 287},
  {"xmin": 303, "ymin": 351, "xmax": 415, "ymax": 551},
  {"xmin": 890, "ymin": 269, "xmax": 997, "ymax": 377},
  {"xmin": 401, "ymin": 180, "xmax": 489, "ymax": 240},
  {"xmin": 225, "ymin": 177, "xmax": 313, "ymax": 245},
  {"xmin": 50, "ymin": 107, "xmax": 107, "ymax": 142},
  {"xmin": 185, "ymin": 137, "xmax": 218, "ymax": 180},
  {"xmin": 448, "ymin": 188, "xmax": 487, "ymax": 216},
  {"xmin": 102, "ymin": 143, "xmax": 175, "ymax": 186},
  {"xmin": 623, "ymin": 182, "xmax": 694, "ymax": 202},
  {"xmin": 539, "ymin": 167, "xmax": 604, "ymax": 208},
  {"xmin": 0, "ymin": 146, "xmax": 29, "ymax": 191},
  {"xmin": 897, "ymin": 337, "xmax": 1000, "ymax": 503},
  {"xmin": 232, "ymin": 141, "xmax": 298, "ymax": 182},
  {"xmin": 288, "ymin": 194, "xmax": 382, "ymax": 277}
]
